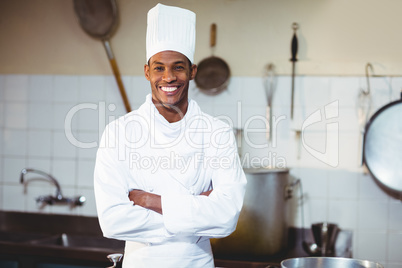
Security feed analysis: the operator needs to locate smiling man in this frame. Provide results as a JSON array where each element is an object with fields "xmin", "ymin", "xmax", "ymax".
[
  {"xmin": 145, "ymin": 50, "xmax": 197, "ymax": 123},
  {"xmin": 94, "ymin": 3, "xmax": 246, "ymax": 267}
]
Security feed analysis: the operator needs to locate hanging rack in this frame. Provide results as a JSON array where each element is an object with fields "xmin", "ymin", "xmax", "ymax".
[{"xmin": 364, "ymin": 63, "xmax": 374, "ymax": 95}]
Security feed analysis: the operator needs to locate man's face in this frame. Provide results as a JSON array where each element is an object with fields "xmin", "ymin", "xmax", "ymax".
[{"xmin": 144, "ymin": 51, "xmax": 197, "ymax": 115}]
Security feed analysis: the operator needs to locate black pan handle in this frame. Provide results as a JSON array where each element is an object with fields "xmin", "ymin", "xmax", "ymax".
[{"xmin": 290, "ymin": 23, "xmax": 299, "ymax": 62}]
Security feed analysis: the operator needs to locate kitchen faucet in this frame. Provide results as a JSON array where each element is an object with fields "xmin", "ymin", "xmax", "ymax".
[{"xmin": 20, "ymin": 168, "xmax": 86, "ymax": 208}]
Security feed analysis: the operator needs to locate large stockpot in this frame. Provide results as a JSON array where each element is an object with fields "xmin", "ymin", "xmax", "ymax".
[{"xmin": 211, "ymin": 168, "xmax": 295, "ymax": 259}]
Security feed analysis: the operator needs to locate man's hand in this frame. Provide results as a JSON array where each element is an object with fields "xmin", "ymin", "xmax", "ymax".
[
  {"xmin": 128, "ymin": 189, "xmax": 213, "ymax": 214},
  {"xmin": 129, "ymin": 190, "xmax": 162, "ymax": 214},
  {"xmin": 200, "ymin": 189, "xmax": 213, "ymax": 196}
]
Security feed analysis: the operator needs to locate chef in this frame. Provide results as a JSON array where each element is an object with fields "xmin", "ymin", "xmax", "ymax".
[{"xmin": 94, "ymin": 3, "xmax": 246, "ymax": 267}]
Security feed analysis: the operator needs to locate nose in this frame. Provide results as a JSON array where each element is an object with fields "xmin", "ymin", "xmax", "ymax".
[{"xmin": 163, "ymin": 68, "xmax": 176, "ymax": 82}]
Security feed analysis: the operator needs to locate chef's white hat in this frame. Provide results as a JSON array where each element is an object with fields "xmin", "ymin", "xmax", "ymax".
[{"xmin": 146, "ymin": 3, "xmax": 196, "ymax": 63}]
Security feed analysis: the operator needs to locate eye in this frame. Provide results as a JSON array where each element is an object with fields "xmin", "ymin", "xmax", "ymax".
[
  {"xmin": 175, "ymin": 65, "xmax": 185, "ymax": 70},
  {"xmin": 154, "ymin": 66, "xmax": 164, "ymax": 71}
]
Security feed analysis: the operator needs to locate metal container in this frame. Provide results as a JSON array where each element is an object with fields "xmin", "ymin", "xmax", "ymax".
[
  {"xmin": 211, "ymin": 168, "xmax": 294, "ymax": 259},
  {"xmin": 281, "ymin": 257, "xmax": 384, "ymax": 268}
]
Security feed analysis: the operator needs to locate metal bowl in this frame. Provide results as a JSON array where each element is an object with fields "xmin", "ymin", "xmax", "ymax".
[{"xmin": 281, "ymin": 257, "xmax": 384, "ymax": 268}]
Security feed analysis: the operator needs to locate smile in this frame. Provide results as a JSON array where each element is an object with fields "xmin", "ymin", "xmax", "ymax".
[{"xmin": 160, "ymin": 86, "xmax": 178, "ymax": 92}]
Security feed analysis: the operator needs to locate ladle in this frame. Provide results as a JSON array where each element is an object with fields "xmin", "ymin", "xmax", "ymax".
[{"xmin": 295, "ymin": 178, "xmax": 323, "ymax": 256}]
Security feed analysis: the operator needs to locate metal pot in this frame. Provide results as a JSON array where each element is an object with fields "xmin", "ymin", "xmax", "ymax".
[
  {"xmin": 211, "ymin": 168, "xmax": 295, "ymax": 259},
  {"xmin": 281, "ymin": 257, "xmax": 384, "ymax": 268}
]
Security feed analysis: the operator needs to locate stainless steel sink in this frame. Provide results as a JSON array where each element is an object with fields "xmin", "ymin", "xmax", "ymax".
[
  {"xmin": 29, "ymin": 233, "xmax": 124, "ymax": 249},
  {"xmin": 0, "ymin": 211, "xmax": 124, "ymax": 263},
  {"xmin": 0, "ymin": 231, "xmax": 49, "ymax": 243}
]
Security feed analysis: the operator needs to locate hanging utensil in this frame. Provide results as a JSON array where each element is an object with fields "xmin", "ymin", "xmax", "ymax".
[
  {"xmin": 263, "ymin": 63, "xmax": 277, "ymax": 141},
  {"xmin": 195, "ymin": 23, "xmax": 231, "ymax": 95},
  {"xmin": 290, "ymin": 22, "xmax": 299, "ymax": 120},
  {"xmin": 357, "ymin": 63, "xmax": 373, "ymax": 165},
  {"xmin": 363, "ymin": 91, "xmax": 402, "ymax": 200},
  {"xmin": 73, "ymin": 0, "xmax": 132, "ymax": 113}
]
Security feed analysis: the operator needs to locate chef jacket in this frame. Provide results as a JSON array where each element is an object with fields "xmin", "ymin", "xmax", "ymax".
[{"xmin": 94, "ymin": 94, "xmax": 247, "ymax": 267}]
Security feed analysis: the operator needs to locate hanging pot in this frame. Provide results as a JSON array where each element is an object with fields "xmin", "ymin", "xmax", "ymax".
[
  {"xmin": 363, "ymin": 92, "xmax": 402, "ymax": 199},
  {"xmin": 195, "ymin": 23, "xmax": 230, "ymax": 95},
  {"xmin": 73, "ymin": 0, "xmax": 131, "ymax": 113}
]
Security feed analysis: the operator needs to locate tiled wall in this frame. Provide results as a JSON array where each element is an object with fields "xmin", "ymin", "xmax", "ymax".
[{"xmin": 0, "ymin": 74, "xmax": 401, "ymax": 267}]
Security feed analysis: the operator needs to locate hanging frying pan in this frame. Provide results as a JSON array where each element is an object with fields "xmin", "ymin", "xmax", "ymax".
[
  {"xmin": 363, "ymin": 92, "xmax": 402, "ymax": 200},
  {"xmin": 195, "ymin": 23, "xmax": 230, "ymax": 95},
  {"xmin": 73, "ymin": 0, "xmax": 132, "ymax": 113}
]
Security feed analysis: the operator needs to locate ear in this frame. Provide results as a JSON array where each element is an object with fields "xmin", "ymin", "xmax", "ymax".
[
  {"xmin": 144, "ymin": 64, "xmax": 150, "ymax": 81},
  {"xmin": 190, "ymin": 64, "xmax": 197, "ymax": 80}
]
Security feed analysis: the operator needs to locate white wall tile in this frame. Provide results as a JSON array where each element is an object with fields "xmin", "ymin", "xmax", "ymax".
[
  {"xmin": 4, "ymin": 75, "xmax": 29, "ymax": 102},
  {"xmin": 105, "ymin": 76, "xmax": 134, "ymax": 113},
  {"xmin": 304, "ymin": 197, "xmax": 328, "ymax": 226},
  {"xmin": 52, "ymin": 131, "xmax": 77, "ymax": 159},
  {"xmin": 272, "ymin": 76, "xmax": 291, "ymax": 108},
  {"xmin": 28, "ymin": 102, "xmax": 53, "ymax": 130},
  {"xmin": 77, "ymin": 159, "xmax": 96, "ymax": 188},
  {"xmin": 51, "ymin": 159, "xmax": 77, "ymax": 187},
  {"xmin": 27, "ymin": 130, "xmax": 52, "ymax": 157},
  {"xmin": 358, "ymin": 200, "xmax": 388, "ymax": 231},
  {"xmin": 131, "ymin": 76, "xmax": 151, "ymax": 107},
  {"xmin": 363, "ymin": 76, "xmax": 392, "ymax": 111},
  {"xmin": 337, "ymin": 132, "xmax": 361, "ymax": 169},
  {"xmin": 298, "ymin": 168, "xmax": 328, "ymax": 198},
  {"xmin": 300, "ymin": 76, "xmax": 331, "ymax": 109},
  {"xmin": 328, "ymin": 170, "xmax": 359, "ymax": 199},
  {"xmin": 2, "ymin": 184, "xmax": 26, "ymax": 211},
  {"xmin": 189, "ymin": 84, "xmax": 216, "ymax": 108},
  {"xmin": 358, "ymin": 172, "xmax": 389, "ymax": 200},
  {"xmin": 26, "ymin": 158, "xmax": 51, "ymax": 173},
  {"xmin": 390, "ymin": 77, "xmax": 402, "ymax": 101},
  {"xmin": 76, "ymin": 131, "xmax": 99, "ymax": 160},
  {"xmin": 355, "ymin": 231, "xmax": 387, "ymax": 263},
  {"xmin": 77, "ymin": 104, "xmax": 101, "ymax": 131},
  {"xmin": 329, "ymin": 77, "xmax": 360, "ymax": 108},
  {"xmin": 78, "ymin": 75, "xmax": 106, "ymax": 103},
  {"xmin": 240, "ymin": 77, "xmax": 266, "ymax": 106},
  {"xmin": 388, "ymin": 200, "xmax": 402, "ymax": 231},
  {"xmin": 388, "ymin": 233, "xmax": 402, "ymax": 262},
  {"xmin": 28, "ymin": 75, "xmax": 53, "ymax": 102},
  {"xmin": 53, "ymin": 102, "xmax": 80, "ymax": 131},
  {"xmin": 212, "ymin": 76, "xmax": 243, "ymax": 106},
  {"xmin": 3, "ymin": 129, "xmax": 28, "ymax": 156},
  {"xmin": 328, "ymin": 199, "xmax": 358, "ymax": 230},
  {"xmin": 0, "ymin": 75, "xmax": 5, "ymax": 101},
  {"xmin": 5, "ymin": 102, "xmax": 28, "ymax": 129},
  {"xmin": 53, "ymin": 75, "xmax": 79, "ymax": 103},
  {"xmin": 0, "ymin": 129, "xmax": 3, "ymax": 156},
  {"xmin": 0, "ymin": 103, "xmax": 4, "ymax": 128},
  {"xmin": 3, "ymin": 157, "xmax": 26, "ymax": 183}
]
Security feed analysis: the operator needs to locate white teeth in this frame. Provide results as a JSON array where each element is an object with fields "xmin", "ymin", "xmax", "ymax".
[{"xmin": 161, "ymin": 87, "xmax": 177, "ymax": 92}]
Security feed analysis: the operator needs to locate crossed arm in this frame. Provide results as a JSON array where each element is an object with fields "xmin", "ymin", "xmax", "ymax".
[{"xmin": 128, "ymin": 189, "xmax": 213, "ymax": 215}]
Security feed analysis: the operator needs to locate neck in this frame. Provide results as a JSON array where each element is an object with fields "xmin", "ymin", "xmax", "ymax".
[{"xmin": 152, "ymin": 99, "xmax": 189, "ymax": 123}]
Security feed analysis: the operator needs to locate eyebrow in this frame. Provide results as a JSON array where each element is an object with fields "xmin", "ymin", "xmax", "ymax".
[{"xmin": 151, "ymin": 60, "xmax": 187, "ymax": 66}]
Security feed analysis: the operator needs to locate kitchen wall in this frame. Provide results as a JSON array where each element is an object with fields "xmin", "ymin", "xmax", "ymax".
[
  {"xmin": 1, "ymin": 0, "xmax": 402, "ymax": 267},
  {"xmin": 1, "ymin": 73, "xmax": 402, "ymax": 267}
]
